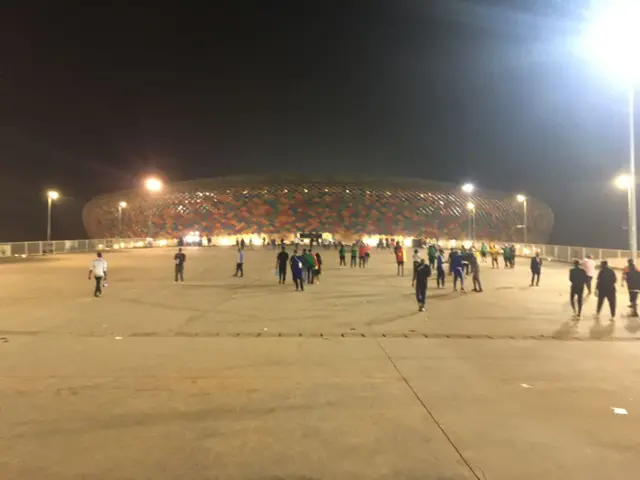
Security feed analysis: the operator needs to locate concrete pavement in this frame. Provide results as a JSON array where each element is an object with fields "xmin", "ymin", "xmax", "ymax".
[{"xmin": 1, "ymin": 246, "xmax": 639, "ymax": 479}]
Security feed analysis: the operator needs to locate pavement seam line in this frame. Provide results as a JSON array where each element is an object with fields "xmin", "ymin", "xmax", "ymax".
[{"xmin": 375, "ymin": 338, "xmax": 483, "ymax": 480}]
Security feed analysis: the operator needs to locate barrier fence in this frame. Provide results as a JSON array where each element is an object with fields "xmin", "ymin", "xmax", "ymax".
[{"xmin": 0, "ymin": 237, "xmax": 635, "ymax": 268}]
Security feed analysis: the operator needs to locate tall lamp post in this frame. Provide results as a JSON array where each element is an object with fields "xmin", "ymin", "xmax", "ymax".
[
  {"xmin": 118, "ymin": 201, "xmax": 127, "ymax": 238},
  {"xmin": 614, "ymin": 174, "xmax": 635, "ymax": 255},
  {"xmin": 461, "ymin": 183, "xmax": 475, "ymax": 241},
  {"xmin": 46, "ymin": 190, "xmax": 59, "ymax": 243},
  {"xmin": 466, "ymin": 202, "xmax": 475, "ymax": 241},
  {"xmin": 144, "ymin": 178, "xmax": 163, "ymax": 238},
  {"xmin": 581, "ymin": 1, "xmax": 639, "ymax": 259},
  {"xmin": 516, "ymin": 194, "xmax": 528, "ymax": 244}
]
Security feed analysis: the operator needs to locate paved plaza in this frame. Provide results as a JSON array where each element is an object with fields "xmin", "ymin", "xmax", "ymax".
[{"xmin": 1, "ymin": 247, "xmax": 640, "ymax": 479}]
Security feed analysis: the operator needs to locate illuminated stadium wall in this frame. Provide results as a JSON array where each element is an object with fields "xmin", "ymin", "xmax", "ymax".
[{"xmin": 82, "ymin": 175, "xmax": 554, "ymax": 244}]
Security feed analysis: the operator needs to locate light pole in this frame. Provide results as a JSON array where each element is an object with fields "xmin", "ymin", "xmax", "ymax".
[
  {"xmin": 118, "ymin": 201, "xmax": 127, "ymax": 238},
  {"xmin": 461, "ymin": 183, "xmax": 475, "ymax": 241},
  {"xmin": 144, "ymin": 178, "xmax": 163, "ymax": 238},
  {"xmin": 580, "ymin": 1, "xmax": 639, "ymax": 258},
  {"xmin": 466, "ymin": 202, "xmax": 475, "ymax": 240},
  {"xmin": 46, "ymin": 190, "xmax": 59, "ymax": 243},
  {"xmin": 614, "ymin": 174, "xmax": 636, "ymax": 254},
  {"xmin": 517, "ymin": 194, "xmax": 527, "ymax": 244}
]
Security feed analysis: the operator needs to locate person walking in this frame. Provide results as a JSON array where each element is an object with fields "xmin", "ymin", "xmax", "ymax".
[
  {"xmin": 339, "ymin": 243, "xmax": 347, "ymax": 268},
  {"xmin": 303, "ymin": 249, "xmax": 315, "ymax": 284},
  {"xmin": 427, "ymin": 243, "xmax": 437, "ymax": 269},
  {"xmin": 411, "ymin": 248, "xmax": 421, "ymax": 287},
  {"xmin": 314, "ymin": 251, "xmax": 323, "ymax": 284},
  {"xmin": 174, "ymin": 247, "xmax": 186, "ymax": 283},
  {"xmin": 583, "ymin": 255, "xmax": 596, "ymax": 296},
  {"xmin": 595, "ymin": 260, "xmax": 617, "ymax": 321},
  {"xmin": 490, "ymin": 244, "xmax": 499, "ymax": 269},
  {"xmin": 276, "ymin": 246, "xmax": 289, "ymax": 284},
  {"xmin": 290, "ymin": 251, "xmax": 305, "ymax": 291},
  {"xmin": 470, "ymin": 254, "xmax": 482, "ymax": 292},
  {"xmin": 240, "ymin": 238, "xmax": 246, "ymax": 250},
  {"xmin": 350, "ymin": 243, "xmax": 358, "ymax": 268},
  {"xmin": 530, "ymin": 252, "xmax": 542, "ymax": 286},
  {"xmin": 502, "ymin": 245, "xmax": 510, "ymax": 269},
  {"xmin": 480, "ymin": 242, "xmax": 488, "ymax": 263},
  {"xmin": 88, "ymin": 252, "xmax": 108, "ymax": 297},
  {"xmin": 234, "ymin": 247, "xmax": 244, "ymax": 277},
  {"xmin": 436, "ymin": 248, "xmax": 446, "ymax": 288},
  {"xmin": 395, "ymin": 245, "xmax": 405, "ymax": 276},
  {"xmin": 414, "ymin": 259, "xmax": 431, "ymax": 312},
  {"xmin": 569, "ymin": 260, "xmax": 588, "ymax": 319},
  {"xmin": 451, "ymin": 250, "xmax": 465, "ymax": 292},
  {"xmin": 625, "ymin": 259, "xmax": 640, "ymax": 317},
  {"xmin": 509, "ymin": 244, "xmax": 517, "ymax": 268}
]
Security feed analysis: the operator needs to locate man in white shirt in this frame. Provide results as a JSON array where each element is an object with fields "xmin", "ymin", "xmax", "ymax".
[
  {"xmin": 88, "ymin": 252, "xmax": 108, "ymax": 297},
  {"xmin": 583, "ymin": 255, "xmax": 596, "ymax": 296}
]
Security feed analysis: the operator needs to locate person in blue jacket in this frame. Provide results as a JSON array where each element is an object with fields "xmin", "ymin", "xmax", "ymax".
[
  {"xmin": 451, "ymin": 249, "xmax": 465, "ymax": 292},
  {"xmin": 436, "ymin": 249, "xmax": 446, "ymax": 288},
  {"xmin": 290, "ymin": 251, "xmax": 305, "ymax": 291}
]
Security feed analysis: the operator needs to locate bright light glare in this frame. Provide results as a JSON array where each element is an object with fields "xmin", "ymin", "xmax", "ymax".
[
  {"xmin": 47, "ymin": 190, "xmax": 59, "ymax": 200},
  {"xmin": 579, "ymin": 0, "xmax": 640, "ymax": 84},
  {"xmin": 615, "ymin": 174, "xmax": 632, "ymax": 190},
  {"xmin": 461, "ymin": 183, "xmax": 474, "ymax": 194},
  {"xmin": 516, "ymin": 194, "xmax": 526, "ymax": 203},
  {"xmin": 145, "ymin": 178, "xmax": 163, "ymax": 192},
  {"xmin": 466, "ymin": 202, "xmax": 475, "ymax": 210},
  {"xmin": 119, "ymin": 201, "xmax": 127, "ymax": 208}
]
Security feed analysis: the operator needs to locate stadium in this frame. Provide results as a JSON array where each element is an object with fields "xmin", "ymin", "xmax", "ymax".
[{"xmin": 82, "ymin": 175, "xmax": 554, "ymax": 245}]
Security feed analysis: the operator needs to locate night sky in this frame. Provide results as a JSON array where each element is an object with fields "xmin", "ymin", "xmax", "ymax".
[{"xmin": 0, "ymin": 0, "xmax": 635, "ymax": 248}]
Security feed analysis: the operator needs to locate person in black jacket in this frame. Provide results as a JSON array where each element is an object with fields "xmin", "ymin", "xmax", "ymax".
[
  {"xmin": 530, "ymin": 253, "xmax": 542, "ymax": 286},
  {"xmin": 595, "ymin": 260, "xmax": 617, "ymax": 321},
  {"xmin": 414, "ymin": 259, "xmax": 432, "ymax": 312},
  {"xmin": 569, "ymin": 260, "xmax": 588, "ymax": 319},
  {"xmin": 625, "ymin": 259, "xmax": 640, "ymax": 317}
]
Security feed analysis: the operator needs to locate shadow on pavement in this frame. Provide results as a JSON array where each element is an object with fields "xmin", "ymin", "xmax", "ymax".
[
  {"xmin": 590, "ymin": 320, "xmax": 615, "ymax": 339},
  {"xmin": 553, "ymin": 320, "xmax": 578, "ymax": 339}
]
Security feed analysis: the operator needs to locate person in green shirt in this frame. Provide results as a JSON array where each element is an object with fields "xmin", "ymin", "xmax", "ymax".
[
  {"xmin": 339, "ymin": 244, "xmax": 346, "ymax": 268},
  {"xmin": 302, "ymin": 249, "xmax": 316, "ymax": 284},
  {"xmin": 350, "ymin": 243, "xmax": 358, "ymax": 268},
  {"xmin": 480, "ymin": 242, "xmax": 488, "ymax": 263},
  {"xmin": 502, "ymin": 245, "xmax": 510, "ymax": 269},
  {"xmin": 427, "ymin": 244, "xmax": 437, "ymax": 268}
]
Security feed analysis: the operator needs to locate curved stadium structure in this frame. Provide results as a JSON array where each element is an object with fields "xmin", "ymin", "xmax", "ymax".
[{"xmin": 82, "ymin": 175, "xmax": 554, "ymax": 244}]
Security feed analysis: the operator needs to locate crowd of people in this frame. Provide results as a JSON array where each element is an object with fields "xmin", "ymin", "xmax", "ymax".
[{"xmin": 86, "ymin": 237, "xmax": 640, "ymax": 322}]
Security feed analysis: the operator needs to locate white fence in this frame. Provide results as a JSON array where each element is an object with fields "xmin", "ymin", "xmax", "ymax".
[
  {"xmin": 0, "ymin": 237, "xmax": 635, "ymax": 268},
  {"xmin": 0, "ymin": 238, "xmax": 172, "ymax": 257}
]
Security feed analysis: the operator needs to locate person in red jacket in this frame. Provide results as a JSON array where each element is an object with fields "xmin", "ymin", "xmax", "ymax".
[
  {"xmin": 396, "ymin": 246, "xmax": 405, "ymax": 276},
  {"xmin": 358, "ymin": 243, "xmax": 367, "ymax": 268}
]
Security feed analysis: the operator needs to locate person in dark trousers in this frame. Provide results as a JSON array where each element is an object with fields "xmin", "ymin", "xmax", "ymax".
[
  {"xmin": 358, "ymin": 243, "xmax": 366, "ymax": 268},
  {"xmin": 315, "ymin": 251, "xmax": 323, "ymax": 284},
  {"xmin": 509, "ymin": 244, "xmax": 517, "ymax": 268},
  {"xmin": 88, "ymin": 252, "xmax": 108, "ymax": 297},
  {"xmin": 240, "ymin": 238, "xmax": 246, "ymax": 250},
  {"xmin": 276, "ymin": 246, "xmax": 289, "ymax": 284},
  {"xmin": 414, "ymin": 259, "xmax": 431, "ymax": 311},
  {"xmin": 451, "ymin": 250, "xmax": 465, "ymax": 292},
  {"xmin": 436, "ymin": 249, "xmax": 446, "ymax": 288},
  {"xmin": 350, "ymin": 244, "xmax": 358, "ymax": 268},
  {"xmin": 595, "ymin": 260, "xmax": 617, "ymax": 321},
  {"xmin": 427, "ymin": 244, "xmax": 437, "ymax": 269},
  {"xmin": 290, "ymin": 251, "xmax": 304, "ymax": 291},
  {"xmin": 530, "ymin": 252, "xmax": 542, "ymax": 286},
  {"xmin": 339, "ymin": 243, "xmax": 346, "ymax": 267},
  {"xmin": 174, "ymin": 247, "xmax": 186, "ymax": 283},
  {"xmin": 234, "ymin": 247, "xmax": 244, "ymax": 277},
  {"xmin": 569, "ymin": 260, "xmax": 588, "ymax": 319},
  {"xmin": 470, "ymin": 254, "xmax": 482, "ymax": 292},
  {"xmin": 303, "ymin": 249, "xmax": 315, "ymax": 284},
  {"xmin": 625, "ymin": 259, "xmax": 640, "ymax": 317},
  {"xmin": 411, "ymin": 248, "xmax": 421, "ymax": 287}
]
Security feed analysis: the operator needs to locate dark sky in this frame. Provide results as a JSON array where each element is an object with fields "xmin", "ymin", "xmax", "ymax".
[{"xmin": 0, "ymin": 0, "xmax": 635, "ymax": 247}]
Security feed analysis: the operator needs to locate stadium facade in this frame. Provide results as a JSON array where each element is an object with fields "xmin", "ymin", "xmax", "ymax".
[{"xmin": 82, "ymin": 175, "xmax": 554, "ymax": 244}]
